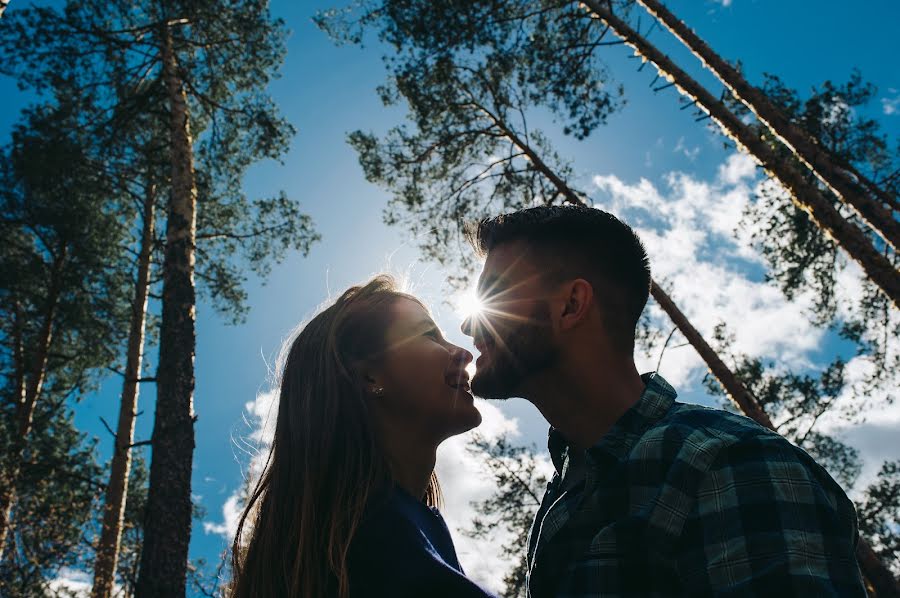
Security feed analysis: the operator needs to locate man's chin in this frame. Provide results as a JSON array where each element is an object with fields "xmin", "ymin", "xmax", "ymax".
[{"xmin": 471, "ymin": 372, "xmax": 516, "ymax": 401}]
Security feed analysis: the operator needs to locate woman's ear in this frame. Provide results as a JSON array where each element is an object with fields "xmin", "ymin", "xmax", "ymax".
[
  {"xmin": 559, "ymin": 278, "xmax": 593, "ymax": 332},
  {"xmin": 363, "ymin": 373, "xmax": 385, "ymax": 398}
]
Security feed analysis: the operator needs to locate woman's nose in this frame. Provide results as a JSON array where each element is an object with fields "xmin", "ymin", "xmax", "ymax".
[{"xmin": 451, "ymin": 343, "xmax": 473, "ymax": 367}]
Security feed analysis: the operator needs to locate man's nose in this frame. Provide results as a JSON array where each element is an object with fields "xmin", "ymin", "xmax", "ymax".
[{"xmin": 460, "ymin": 314, "xmax": 473, "ymax": 337}]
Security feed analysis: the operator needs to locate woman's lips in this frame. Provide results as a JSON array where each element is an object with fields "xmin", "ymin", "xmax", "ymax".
[{"xmin": 446, "ymin": 371, "xmax": 471, "ymax": 392}]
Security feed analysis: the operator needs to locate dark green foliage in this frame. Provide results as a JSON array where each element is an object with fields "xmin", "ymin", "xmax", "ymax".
[
  {"xmin": 317, "ymin": 0, "xmax": 624, "ymax": 138},
  {"xmin": 732, "ymin": 73, "xmax": 898, "ymax": 391},
  {"xmin": 465, "ymin": 433, "xmax": 548, "ymax": 598},
  {"xmin": 0, "ymin": 98, "xmax": 135, "ymax": 595},
  {"xmin": 0, "ymin": 0, "xmax": 319, "ymax": 324},
  {"xmin": 0, "ymin": 0, "xmax": 318, "ymax": 591},
  {"xmin": 857, "ymin": 461, "xmax": 900, "ymax": 577},
  {"xmin": 0, "ymin": 400, "xmax": 102, "ymax": 597},
  {"xmin": 347, "ymin": 55, "xmax": 583, "ymax": 285},
  {"xmin": 318, "ymin": 0, "xmax": 625, "ymax": 287},
  {"xmin": 0, "ymin": 99, "xmax": 133, "ymax": 419}
]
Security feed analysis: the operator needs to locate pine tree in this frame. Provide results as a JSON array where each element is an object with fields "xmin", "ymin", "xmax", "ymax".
[
  {"xmin": 729, "ymin": 73, "xmax": 898, "ymax": 408},
  {"xmin": 0, "ymin": 98, "xmax": 133, "ymax": 562},
  {"xmin": 632, "ymin": 0, "xmax": 898, "ymax": 250},
  {"xmin": 1, "ymin": 2, "xmax": 319, "ymax": 593}
]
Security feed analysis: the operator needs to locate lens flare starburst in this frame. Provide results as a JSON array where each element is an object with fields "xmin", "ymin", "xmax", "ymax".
[{"xmin": 455, "ymin": 289, "xmax": 485, "ymax": 320}]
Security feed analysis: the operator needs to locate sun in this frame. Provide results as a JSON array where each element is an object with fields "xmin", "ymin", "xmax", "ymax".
[{"xmin": 455, "ymin": 288, "xmax": 485, "ymax": 320}]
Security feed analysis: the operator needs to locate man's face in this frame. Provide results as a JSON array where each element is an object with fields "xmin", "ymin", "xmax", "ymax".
[{"xmin": 461, "ymin": 242, "xmax": 560, "ymax": 400}]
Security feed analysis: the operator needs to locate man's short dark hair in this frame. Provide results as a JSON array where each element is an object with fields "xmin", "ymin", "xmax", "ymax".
[{"xmin": 465, "ymin": 205, "xmax": 652, "ymax": 351}]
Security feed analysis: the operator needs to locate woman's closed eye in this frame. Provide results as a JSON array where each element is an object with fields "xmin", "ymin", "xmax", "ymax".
[{"xmin": 423, "ymin": 327, "xmax": 443, "ymax": 341}]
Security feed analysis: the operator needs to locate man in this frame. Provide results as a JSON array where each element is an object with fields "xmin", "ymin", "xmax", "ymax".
[{"xmin": 460, "ymin": 205, "xmax": 866, "ymax": 596}]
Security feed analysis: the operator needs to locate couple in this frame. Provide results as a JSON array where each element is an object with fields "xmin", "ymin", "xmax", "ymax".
[{"xmin": 229, "ymin": 206, "xmax": 866, "ymax": 597}]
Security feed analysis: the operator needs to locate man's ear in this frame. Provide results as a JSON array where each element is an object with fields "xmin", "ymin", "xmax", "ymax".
[{"xmin": 559, "ymin": 279, "xmax": 593, "ymax": 332}]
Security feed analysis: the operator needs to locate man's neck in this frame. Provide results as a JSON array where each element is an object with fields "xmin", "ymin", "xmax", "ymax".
[{"xmin": 524, "ymin": 353, "xmax": 645, "ymax": 453}]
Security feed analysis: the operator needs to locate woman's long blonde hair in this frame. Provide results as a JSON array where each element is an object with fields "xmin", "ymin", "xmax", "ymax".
[{"xmin": 229, "ymin": 276, "xmax": 441, "ymax": 598}]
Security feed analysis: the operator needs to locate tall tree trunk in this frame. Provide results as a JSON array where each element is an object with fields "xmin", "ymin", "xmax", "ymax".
[
  {"xmin": 92, "ymin": 184, "xmax": 156, "ymax": 598},
  {"xmin": 580, "ymin": 0, "xmax": 900, "ymax": 308},
  {"xmin": 635, "ymin": 0, "xmax": 900, "ymax": 251},
  {"xmin": 495, "ymin": 105, "xmax": 899, "ymax": 596},
  {"xmin": 135, "ymin": 24, "xmax": 198, "ymax": 598},
  {"xmin": 0, "ymin": 250, "xmax": 66, "ymax": 560}
]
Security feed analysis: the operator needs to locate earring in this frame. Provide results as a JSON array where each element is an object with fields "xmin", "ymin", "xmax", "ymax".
[{"xmin": 372, "ymin": 386, "xmax": 385, "ymax": 397}]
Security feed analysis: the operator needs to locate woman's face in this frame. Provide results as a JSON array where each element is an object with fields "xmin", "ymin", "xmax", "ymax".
[{"xmin": 369, "ymin": 297, "xmax": 482, "ymax": 442}]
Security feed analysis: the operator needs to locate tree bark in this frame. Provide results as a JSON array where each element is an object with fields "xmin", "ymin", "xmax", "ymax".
[
  {"xmin": 580, "ymin": 0, "xmax": 900, "ymax": 308},
  {"xmin": 635, "ymin": 0, "xmax": 900, "ymax": 252},
  {"xmin": 92, "ymin": 184, "xmax": 156, "ymax": 598},
  {"xmin": 494, "ymin": 90, "xmax": 899, "ymax": 595},
  {"xmin": 0, "ymin": 250, "xmax": 66, "ymax": 560},
  {"xmin": 135, "ymin": 24, "xmax": 198, "ymax": 598}
]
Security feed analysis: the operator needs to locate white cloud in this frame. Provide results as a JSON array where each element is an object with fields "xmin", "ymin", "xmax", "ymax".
[
  {"xmin": 717, "ymin": 151, "xmax": 757, "ymax": 186},
  {"xmin": 48, "ymin": 567, "xmax": 92, "ymax": 597},
  {"xmin": 674, "ymin": 136, "xmax": 701, "ymax": 161},
  {"xmin": 880, "ymin": 88, "xmax": 899, "ymax": 115},
  {"xmin": 595, "ymin": 152, "xmax": 827, "ymax": 386},
  {"xmin": 204, "ymin": 388, "xmax": 278, "ymax": 541}
]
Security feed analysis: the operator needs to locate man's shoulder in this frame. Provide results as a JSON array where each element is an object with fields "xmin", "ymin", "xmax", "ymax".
[{"xmin": 629, "ymin": 401, "xmax": 804, "ymax": 473}]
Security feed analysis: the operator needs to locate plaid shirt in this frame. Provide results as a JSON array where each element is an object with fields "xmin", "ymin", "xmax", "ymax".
[{"xmin": 525, "ymin": 373, "xmax": 866, "ymax": 597}]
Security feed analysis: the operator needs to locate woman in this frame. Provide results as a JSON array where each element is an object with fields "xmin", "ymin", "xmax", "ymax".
[{"xmin": 229, "ymin": 276, "xmax": 497, "ymax": 598}]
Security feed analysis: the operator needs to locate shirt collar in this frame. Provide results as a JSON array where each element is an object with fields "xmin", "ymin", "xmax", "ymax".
[{"xmin": 546, "ymin": 372, "xmax": 677, "ymax": 471}]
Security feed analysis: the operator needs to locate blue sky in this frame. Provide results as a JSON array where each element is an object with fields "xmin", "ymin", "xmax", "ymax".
[{"xmin": 2, "ymin": 0, "xmax": 899, "ymax": 593}]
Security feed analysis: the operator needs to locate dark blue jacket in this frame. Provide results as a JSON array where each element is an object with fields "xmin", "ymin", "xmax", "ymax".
[{"xmin": 347, "ymin": 486, "xmax": 497, "ymax": 597}]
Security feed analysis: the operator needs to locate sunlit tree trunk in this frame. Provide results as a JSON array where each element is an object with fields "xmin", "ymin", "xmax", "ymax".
[
  {"xmin": 580, "ymin": 0, "xmax": 900, "ymax": 308},
  {"xmin": 635, "ymin": 0, "xmax": 900, "ymax": 252},
  {"xmin": 135, "ymin": 23, "xmax": 198, "ymax": 598},
  {"xmin": 92, "ymin": 185, "xmax": 156, "ymax": 598},
  {"xmin": 0, "ymin": 251, "xmax": 66, "ymax": 560}
]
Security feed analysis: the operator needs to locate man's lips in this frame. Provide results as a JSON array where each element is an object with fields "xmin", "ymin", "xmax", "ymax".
[{"xmin": 474, "ymin": 337, "xmax": 495, "ymax": 364}]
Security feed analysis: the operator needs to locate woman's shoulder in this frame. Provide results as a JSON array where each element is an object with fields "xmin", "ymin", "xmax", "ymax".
[
  {"xmin": 349, "ymin": 487, "xmax": 454, "ymax": 563},
  {"xmin": 347, "ymin": 488, "xmax": 497, "ymax": 598}
]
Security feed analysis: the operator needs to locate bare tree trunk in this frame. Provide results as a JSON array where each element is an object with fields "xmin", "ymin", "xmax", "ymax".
[
  {"xmin": 496, "ymin": 100, "xmax": 899, "ymax": 595},
  {"xmin": 0, "ymin": 251, "xmax": 66, "ymax": 560},
  {"xmin": 135, "ymin": 23, "xmax": 198, "ymax": 598},
  {"xmin": 635, "ymin": 0, "xmax": 900, "ymax": 251},
  {"xmin": 580, "ymin": 0, "xmax": 900, "ymax": 308},
  {"xmin": 92, "ymin": 184, "xmax": 156, "ymax": 598}
]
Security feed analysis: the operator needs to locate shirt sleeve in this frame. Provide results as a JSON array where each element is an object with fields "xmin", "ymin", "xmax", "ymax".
[{"xmin": 676, "ymin": 436, "xmax": 867, "ymax": 596}]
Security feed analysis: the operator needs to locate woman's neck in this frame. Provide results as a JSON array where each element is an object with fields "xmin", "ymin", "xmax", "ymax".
[{"xmin": 384, "ymin": 434, "xmax": 438, "ymax": 501}]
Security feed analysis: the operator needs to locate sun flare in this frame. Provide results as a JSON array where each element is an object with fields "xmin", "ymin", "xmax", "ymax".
[{"xmin": 455, "ymin": 289, "xmax": 485, "ymax": 320}]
